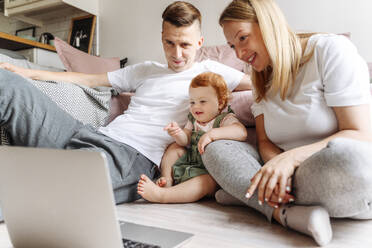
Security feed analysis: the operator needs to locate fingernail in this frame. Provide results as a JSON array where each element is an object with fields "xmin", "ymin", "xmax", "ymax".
[
  {"xmin": 258, "ymin": 200, "xmax": 262, "ymax": 205},
  {"xmin": 279, "ymin": 198, "xmax": 282, "ymax": 203},
  {"xmin": 289, "ymin": 198, "xmax": 294, "ymax": 203},
  {"xmin": 286, "ymin": 186, "xmax": 291, "ymax": 192},
  {"xmin": 245, "ymin": 192, "xmax": 250, "ymax": 198}
]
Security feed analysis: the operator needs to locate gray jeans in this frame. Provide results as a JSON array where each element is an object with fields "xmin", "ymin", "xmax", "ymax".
[
  {"xmin": 202, "ymin": 138, "xmax": 372, "ymax": 221},
  {"xmin": 0, "ymin": 68, "xmax": 159, "ymax": 204}
]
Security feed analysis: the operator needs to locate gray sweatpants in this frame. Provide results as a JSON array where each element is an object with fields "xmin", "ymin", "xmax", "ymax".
[
  {"xmin": 0, "ymin": 69, "xmax": 159, "ymax": 205},
  {"xmin": 202, "ymin": 139, "xmax": 372, "ymax": 221}
]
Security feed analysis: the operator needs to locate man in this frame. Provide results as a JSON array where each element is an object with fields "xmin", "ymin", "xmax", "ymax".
[{"xmin": 0, "ymin": 1, "xmax": 250, "ymax": 204}]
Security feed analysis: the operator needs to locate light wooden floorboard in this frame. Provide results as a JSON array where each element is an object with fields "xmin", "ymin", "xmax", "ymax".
[{"xmin": 1, "ymin": 199, "xmax": 372, "ymax": 247}]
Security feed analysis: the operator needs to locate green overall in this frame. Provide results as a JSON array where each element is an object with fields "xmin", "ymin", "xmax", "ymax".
[{"xmin": 172, "ymin": 107, "xmax": 234, "ymax": 185}]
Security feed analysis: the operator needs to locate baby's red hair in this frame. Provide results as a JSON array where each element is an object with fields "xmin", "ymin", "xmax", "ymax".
[{"xmin": 190, "ymin": 72, "xmax": 230, "ymax": 111}]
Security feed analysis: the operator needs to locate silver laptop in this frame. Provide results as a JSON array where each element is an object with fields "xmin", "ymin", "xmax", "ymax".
[{"xmin": 0, "ymin": 146, "xmax": 193, "ymax": 248}]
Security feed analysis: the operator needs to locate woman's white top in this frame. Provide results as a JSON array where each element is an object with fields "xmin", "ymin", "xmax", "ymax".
[{"xmin": 251, "ymin": 34, "xmax": 371, "ymax": 151}]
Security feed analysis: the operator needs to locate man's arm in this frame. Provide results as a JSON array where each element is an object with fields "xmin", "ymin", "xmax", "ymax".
[
  {"xmin": 0, "ymin": 62, "xmax": 110, "ymax": 88},
  {"xmin": 234, "ymin": 74, "xmax": 252, "ymax": 91}
]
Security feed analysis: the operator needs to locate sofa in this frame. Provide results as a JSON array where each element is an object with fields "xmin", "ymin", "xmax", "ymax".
[{"xmin": 1, "ymin": 35, "xmax": 372, "ymax": 146}]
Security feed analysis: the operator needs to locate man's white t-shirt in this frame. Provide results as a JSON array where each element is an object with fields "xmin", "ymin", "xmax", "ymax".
[
  {"xmin": 251, "ymin": 34, "xmax": 371, "ymax": 151},
  {"xmin": 99, "ymin": 59, "xmax": 244, "ymax": 165}
]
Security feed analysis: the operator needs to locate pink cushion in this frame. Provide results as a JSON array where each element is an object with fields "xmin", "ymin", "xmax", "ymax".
[
  {"xmin": 54, "ymin": 37, "xmax": 120, "ymax": 73},
  {"xmin": 195, "ymin": 44, "xmax": 250, "ymax": 74},
  {"xmin": 230, "ymin": 91, "xmax": 255, "ymax": 127}
]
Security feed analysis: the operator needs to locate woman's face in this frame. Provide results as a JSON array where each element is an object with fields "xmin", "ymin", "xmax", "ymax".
[{"xmin": 223, "ymin": 21, "xmax": 270, "ymax": 72}]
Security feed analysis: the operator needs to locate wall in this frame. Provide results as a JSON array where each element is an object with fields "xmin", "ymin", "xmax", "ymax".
[
  {"xmin": 99, "ymin": 0, "xmax": 372, "ymax": 65},
  {"xmin": 0, "ymin": 13, "xmax": 30, "ymax": 34},
  {"xmin": 64, "ymin": 0, "xmax": 98, "ymax": 16},
  {"xmin": 276, "ymin": 0, "xmax": 372, "ymax": 62},
  {"xmin": 99, "ymin": 0, "xmax": 231, "ymax": 65}
]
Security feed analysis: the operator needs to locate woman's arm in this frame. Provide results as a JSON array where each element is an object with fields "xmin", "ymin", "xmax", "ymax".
[
  {"xmin": 247, "ymin": 104, "xmax": 372, "ymax": 205},
  {"xmin": 255, "ymin": 114, "xmax": 282, "ymax": 163},
  {"xmin": 0, "ymin": 62, "xmax": 110, "ymax": 88}
]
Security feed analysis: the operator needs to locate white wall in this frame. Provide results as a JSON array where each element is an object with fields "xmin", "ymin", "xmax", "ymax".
[
  {"xmin": 99, "ymin": 0, "xmax": 372, "ymax": 65},
  {"xmin": 98, "ymin": 0, "xmax": 231, "ymax": 65},
  {"xmin": 64, "ymin": 0, "xmax": 99, "ymax": 16},
  {"xmin": 276, "ymin": 0, "xmax": 372, "ymax": 62}
]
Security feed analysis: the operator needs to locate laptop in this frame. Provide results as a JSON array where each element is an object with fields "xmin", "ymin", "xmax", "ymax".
[{"xmin": 0, "ymin": 146, "xmax": 193, "ymax": 248}]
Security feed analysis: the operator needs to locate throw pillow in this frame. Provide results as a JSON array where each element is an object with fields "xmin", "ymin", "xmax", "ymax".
[
  {"xmin": 54, "ymin": 37, "xmax": 120, "ymax": 73},
  {"xmin": 195, "ymin": 44, "xmax": 251, "ymax": 74}
]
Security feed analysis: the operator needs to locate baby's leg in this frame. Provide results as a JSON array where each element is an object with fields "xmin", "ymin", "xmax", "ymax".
[
  {"xmin": 157, "ymin": 143, "xmax": 186, "ymax": 187},
  {"xmin": 137, "ymin": 174, "xmax": 217, "ymax": 203}
]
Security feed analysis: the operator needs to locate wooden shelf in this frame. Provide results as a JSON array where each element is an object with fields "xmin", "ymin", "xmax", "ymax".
[{"xmin": 0, "ymin": 31, "xmax": 56, "ymax": 52}]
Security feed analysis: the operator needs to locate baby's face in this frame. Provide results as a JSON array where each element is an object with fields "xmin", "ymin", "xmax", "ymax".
[{"xmin": 189, "ymin": 86, "xmax": 222, "ymax": 124}]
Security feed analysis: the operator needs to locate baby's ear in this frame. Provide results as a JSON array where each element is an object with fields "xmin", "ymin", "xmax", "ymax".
[{"xmin": 218, "ymin": 101, "xmax": 225, "ymax": 111}]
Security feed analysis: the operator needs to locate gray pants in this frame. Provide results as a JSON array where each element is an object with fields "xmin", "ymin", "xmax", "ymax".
[
  {"xmin": 0, "ymin": 69, "xmax": 159, "ymax": 204},
  {"xmin": 202, "ymin": 139, "xmax": 372, "ymax": 221}
]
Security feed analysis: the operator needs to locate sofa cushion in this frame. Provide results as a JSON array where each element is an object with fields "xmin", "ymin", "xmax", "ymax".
[
  {"xmin": 195, "ymin": 44, "xmax": 251, "ymax": 74},
  {"xmin": 54, "ymin": 37, "xmax": 120, "ymax": 73}
]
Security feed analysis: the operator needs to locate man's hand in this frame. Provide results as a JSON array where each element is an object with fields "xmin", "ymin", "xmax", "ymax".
[{"xmin": 0, "ymin": 62, "xmax": 31, "ymax": 78}]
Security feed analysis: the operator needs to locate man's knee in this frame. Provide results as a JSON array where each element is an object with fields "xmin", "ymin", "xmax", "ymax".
[{"xmin": 0, "ymin": 69, "xmax": 28, "ymax": 94}]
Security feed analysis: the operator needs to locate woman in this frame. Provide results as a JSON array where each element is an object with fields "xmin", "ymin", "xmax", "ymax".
[{"xmin": 202, "ymin": 0, "xmax": 372, "ymax": 246}]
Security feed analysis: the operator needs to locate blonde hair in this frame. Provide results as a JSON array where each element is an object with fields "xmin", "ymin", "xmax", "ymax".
[
  {"xmin": 219, "ymin": 0, "xmax": 314, "ymax": 102},
  {"xmin": 190, "ymin": 72, "xmax": 230, "ymax": 111}
]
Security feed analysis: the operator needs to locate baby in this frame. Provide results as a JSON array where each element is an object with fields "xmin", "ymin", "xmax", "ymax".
[{"xmin": 137, "ymin": 72, "xmax": 247, "ymax": 203}]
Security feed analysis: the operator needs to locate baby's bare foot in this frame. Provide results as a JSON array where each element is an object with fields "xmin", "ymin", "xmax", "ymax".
[
  {"xmin": 156, "ymin": 177, "xmax": 173, "ymax": 188},
  {"xmin": 137, "ymin": 174, "xmax": 166, "ymax": 203}
]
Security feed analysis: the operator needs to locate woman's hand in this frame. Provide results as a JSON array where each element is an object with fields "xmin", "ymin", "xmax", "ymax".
[
  {"xmin": 246, "ymin": 149, "xmax": 300, "ymax": 206},
  {"xmin": 198, "ymin": 132, "xmax": 213, "ymax": 155},
  {"xmin": 266, "ymin": 179, "xmax": 294, "ymax": 208},
  {"xmin": 0, "ymin": 62, "xmax": 31, "ymax": 78}
]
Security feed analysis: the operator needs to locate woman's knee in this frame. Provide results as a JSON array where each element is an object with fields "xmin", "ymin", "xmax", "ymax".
[
  {"xmin": 294, "ymin": 137, "xmax": 372, "ymax": 217},
  {"xmin": 202, "ymin": 140, "xmax": 262, "ymax": 177}
]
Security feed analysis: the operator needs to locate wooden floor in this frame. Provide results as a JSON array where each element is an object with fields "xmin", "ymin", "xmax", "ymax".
[{"xmin": 1, "ymin": 199, "xmax": 372, "ymax": 247}]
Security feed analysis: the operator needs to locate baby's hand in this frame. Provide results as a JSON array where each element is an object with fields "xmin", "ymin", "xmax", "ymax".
[
  {"xmin": 164, "ymin": 121, "xmax": 182, "ymax": 137},
  {"xmin": 198, "ymin": 132, "xmax": 213, "ymax": 155}
]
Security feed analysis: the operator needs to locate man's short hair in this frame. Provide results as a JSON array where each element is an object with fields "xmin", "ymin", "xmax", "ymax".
[{"xmin": 162, "ymin": 1, "xmax": 201, "ymax": 28}]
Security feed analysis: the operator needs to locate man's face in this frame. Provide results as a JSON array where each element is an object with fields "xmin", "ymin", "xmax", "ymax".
[{"xmin": 162, "ymin": 21, "xmax": 204, "ymax": 72}]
